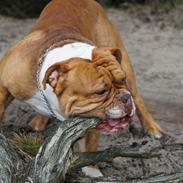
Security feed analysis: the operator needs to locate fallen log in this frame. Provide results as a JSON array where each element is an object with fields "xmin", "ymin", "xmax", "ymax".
[
  {"xmin": 26, "ymin": 117, "xmax": 101, "ymax": 183},
  {"xmin": 0, "ymin": 134, "xmax": 30, "ymax": 183},
  {"xmin": 69, "ymin": 145, "xmax": 160, "ymax": 172},
  {"xmin": 0, "ymin": 118, "xmax": 183, "ymax": 183},
  {"xmin": 25, "ymin": 118, "xmax": 183, "ymax": 183}
]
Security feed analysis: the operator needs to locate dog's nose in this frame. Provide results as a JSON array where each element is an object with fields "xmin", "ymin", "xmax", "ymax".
[{"xmin": 121, "ymin": 93, "xmax": 131, "ymax": 104}]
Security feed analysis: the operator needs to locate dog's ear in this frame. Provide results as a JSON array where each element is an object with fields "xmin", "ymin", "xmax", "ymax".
[
  {"xmin": 92, "ymin": 47, "xmax": 122, "ymax": 64},
  {"xmin": 108, "ymin": 48, "xmax": 122, "ymax": 64},
  {"xmin": 42, "ymin": 63, "xmax": 69, "ymax": 90}
]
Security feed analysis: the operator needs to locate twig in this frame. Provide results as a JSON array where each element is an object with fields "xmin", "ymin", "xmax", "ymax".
[{"xmin": 69, "ymin": 146, "xmax": 160, "ymax": 171}]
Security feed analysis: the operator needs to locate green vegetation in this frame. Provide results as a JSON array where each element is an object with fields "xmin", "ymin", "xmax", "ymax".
[{"xmin": 12, "ymin": 133, "xmax": 43, "ymax": 157}]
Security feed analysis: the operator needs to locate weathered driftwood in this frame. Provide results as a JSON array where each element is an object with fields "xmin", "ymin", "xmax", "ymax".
[
  {"xmin": 26, "ymin": 117, "xmax": 101, "ymax": 183},
  {"xmin": 25, "ymin": 117, "xmax": 183, "ymax": 183},
  {"xmin": 0, "ymin": 134, "xmax": 30, "ymax": 183},
  {"xmin": 69, "ymin": 145, "xmax": 160, "ymax": 172},
  {"xmin": 25, "ymin": 116, "xmax": 160, "ymax": 183},
  {"xmin": 66, "ymin": 138, "xmax": 183, "ymax": 182},
  {"xmin": 1, "ymin": 117, "xmax": 183, "ymax": 183}
]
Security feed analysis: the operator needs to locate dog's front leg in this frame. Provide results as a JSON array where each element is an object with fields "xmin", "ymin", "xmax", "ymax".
[
  {"xmin": 28, "ymin": 114, "xmax": 49, "ymax": 131},
  {"xmin": 121, "ymin": 49, "xmax": 164, "ymax": 138},
  {"xmin": 78, "ymin": 129, "xmax": 103, "ymax": 177},
  {"xmin": 0, "ymin": 85, "xmax": 13, "ymax": 121}
]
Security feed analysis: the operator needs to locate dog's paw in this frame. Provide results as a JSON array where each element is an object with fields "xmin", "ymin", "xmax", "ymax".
[
  {"xmin": 153, "ymin": 132, "xmax": 162, "ymax": 139},
  {"xmin": 28, "ymin": 120, "xmax": 45, "ymax": 131},
  {"xmin": 82, "ymin": 166, "xmax": 103, "ymax": 178},
  {"xmin": 144, "ymin": 121, "xmax": 164, "ymax": 139},
  {"xmin": 28, "ymin": 115, "xmax": 48, "ymax": 131}
]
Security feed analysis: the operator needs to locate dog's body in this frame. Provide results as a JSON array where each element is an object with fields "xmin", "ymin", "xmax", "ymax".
[{"xmin": 0, "ymin": 0, "xmax": 163, "ymax": 177}]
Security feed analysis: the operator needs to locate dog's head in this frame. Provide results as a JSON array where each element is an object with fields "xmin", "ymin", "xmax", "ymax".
[{"xmin": 42, "ymin": 47, "xmax": 135, "ymax": 133}]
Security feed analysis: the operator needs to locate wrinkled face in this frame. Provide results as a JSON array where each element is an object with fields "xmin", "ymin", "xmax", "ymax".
[{"xmin": 43, "ymin": 47, "xmax": 135, "ymax": 133}]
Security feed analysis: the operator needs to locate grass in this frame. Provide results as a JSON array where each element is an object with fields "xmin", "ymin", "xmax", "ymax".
[{"xmin": 12, "ymin": 133, "xmax": 43, "ymax": 157}]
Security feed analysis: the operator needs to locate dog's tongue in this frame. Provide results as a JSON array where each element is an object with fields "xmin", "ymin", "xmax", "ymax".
[
  {"xmin": 96, "ymin": 117, "xmax": 131, "ymax": 133},
  {"xmin": 108, "ymin": 119, "xmax": 120, "ymax": 127}
]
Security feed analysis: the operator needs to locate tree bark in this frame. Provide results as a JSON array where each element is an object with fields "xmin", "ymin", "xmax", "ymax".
[{"xmin": 0, "ymin": 134, "xmax": 30, "ymax": 183}]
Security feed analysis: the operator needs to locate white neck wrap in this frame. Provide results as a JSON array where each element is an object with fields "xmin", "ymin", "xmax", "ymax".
[{"xmin": 25, "ymin": 42, "xmax": 96, "ymax": 121}]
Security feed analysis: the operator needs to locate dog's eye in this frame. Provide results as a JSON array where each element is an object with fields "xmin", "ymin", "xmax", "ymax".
[
  {"xmin": 114, "ymin": 78, "xmax": 126, "ymax": 86},
  {"xmin": 95, "ymin": 89, "xmax": 108, "ymax": 96}
]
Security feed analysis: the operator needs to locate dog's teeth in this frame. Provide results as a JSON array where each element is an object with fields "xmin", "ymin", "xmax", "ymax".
[{"xmin": 121, "ymin": 118, "xmax": 125, "ymax": 122}]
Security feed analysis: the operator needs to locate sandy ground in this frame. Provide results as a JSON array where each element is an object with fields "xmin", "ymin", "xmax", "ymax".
[{"xmin": 0, "ymin": 6, "xmax": 183, "ymax": 181}]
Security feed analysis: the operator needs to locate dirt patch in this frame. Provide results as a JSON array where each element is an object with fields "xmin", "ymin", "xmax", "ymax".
[{"xmin": 0, "ymin": 6, "xmax": 183, "ymax": 181}]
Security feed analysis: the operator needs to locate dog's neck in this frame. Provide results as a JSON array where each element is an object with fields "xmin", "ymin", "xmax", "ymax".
[{"xmin": 26, "ymin": 42, "xmax": 95, "ymax": 121}]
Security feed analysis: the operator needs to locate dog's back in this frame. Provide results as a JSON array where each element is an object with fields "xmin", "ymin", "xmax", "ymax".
[{"xmin": 32, "ymin": 0, "xmax": 100, "ymax": 37}]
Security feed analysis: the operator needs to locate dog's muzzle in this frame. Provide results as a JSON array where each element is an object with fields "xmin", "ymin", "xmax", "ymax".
[{"xmin": 96, "ymin": 91, "xmax": 136, "ymax": 133}]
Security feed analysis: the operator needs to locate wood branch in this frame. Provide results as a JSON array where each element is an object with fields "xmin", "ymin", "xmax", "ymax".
[
  {"xmin": 1, "ymin": 117, "xmax": 183, "ymax": 183},
  {"xmin": 0, "ymin": 134, "xmax": 30, "ymax": 183},
  {"xmin": 25, "ymin": 117, "xmax": 183, "ymax": 183},
  {"xmin": 26, "ymin": 116, "xmax": 159, "ymax": 182},
  {"xmin": 69, "ymin": 145, "xmax": 160, "ymax": 172},
  {"xmin": 26, "ymin": 117, "xmax": 100, "ymax": 183},
  {"xmin": 68, "ymin": 143, "xmax": 183, "ymax": 182}
]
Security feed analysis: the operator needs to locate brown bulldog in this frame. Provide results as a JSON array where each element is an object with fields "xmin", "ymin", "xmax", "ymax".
[{"xmin": 0, "ymin": 0, "xmax": 163, "ymax": 177}]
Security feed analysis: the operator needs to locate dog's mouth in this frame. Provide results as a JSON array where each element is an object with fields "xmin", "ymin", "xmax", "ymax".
[{"xmin": 96, "ymin": 114, "xmax": 132, "ymax": 133}]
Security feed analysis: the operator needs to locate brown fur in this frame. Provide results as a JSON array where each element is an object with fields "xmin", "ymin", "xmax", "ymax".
[{"xmin": 0, "ymin": 0, "xmax": 163, "ymax": 166}]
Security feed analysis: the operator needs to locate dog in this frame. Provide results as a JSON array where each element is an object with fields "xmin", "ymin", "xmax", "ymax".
[{"xmin": 0, "ymin": 0, "xmax": 163, "ymax": 177}]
